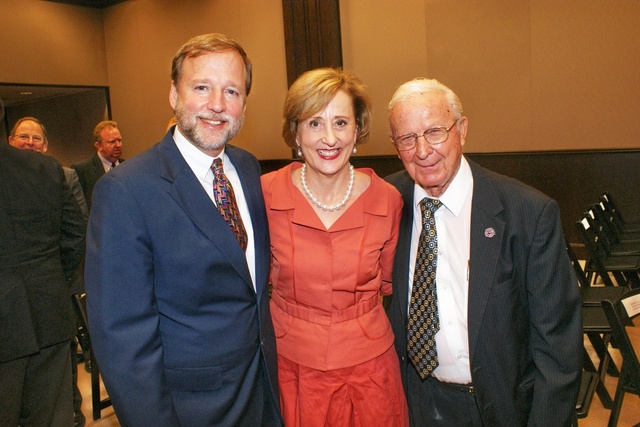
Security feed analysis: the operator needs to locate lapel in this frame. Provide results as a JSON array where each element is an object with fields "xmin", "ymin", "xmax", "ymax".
[
  {"xmin": 466, "ymin": 159, "xmax": 505, "ymax": 357},
  {"xmin": 226, "ymin": 145, "xmax": 270, "ymax": 299},
  {"xmin": 91, "ymin": 153, "xmax": 105, "ymax": 181},
  {"xmin": 157, "ymin": 135, "xmax": 255, "ymax": 291},
  {"xmin": 393, "ymin": 171, "xmax": 417, "ymax": 324}
]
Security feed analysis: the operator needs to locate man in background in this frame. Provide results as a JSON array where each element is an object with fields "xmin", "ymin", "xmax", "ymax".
[
  {"xmin": 9, "ymin": 117, "xmax": 89, "ymax": 221},
  {"xmin": 8, "ymin": 116, "xmax": 90, "ymax": 427},
  {"xmin": 0, "ymin": 140, "xmax": 85, "ymax": 426},
  {"xmin": 71, "ymin": 120, "xmax": 124, "ymax": 210},
  {"xmin": 385, "ymin": 78, "xmax": 582, "ymax": 426},
  {"xmin": 85, "ymin": 33, "xmax": 281, "ymax": 426}
]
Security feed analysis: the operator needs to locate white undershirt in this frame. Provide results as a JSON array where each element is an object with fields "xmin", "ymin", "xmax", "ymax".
[
  {"xmin": 408, "ymin": 157, "xmax": 473, "ymax": 383},
  {"xmin": 173, "ymin": 127, "xmax": 256, "ymax": 290}
]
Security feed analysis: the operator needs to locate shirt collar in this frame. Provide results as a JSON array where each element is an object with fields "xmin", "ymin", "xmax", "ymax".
[
  {"xmin": 413, "ymin": 156, "xmax": 473, "ymax": 216},
  {"xmin": 173, "ymin": 126, "xmax": 226, "ymax": 180},
  {"xmin": 97, "ymin": 151, "xmax": 118, "ymax": 171}
]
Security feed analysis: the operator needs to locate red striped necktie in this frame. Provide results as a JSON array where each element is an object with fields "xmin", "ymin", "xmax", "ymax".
[{"xmin": 211, "ymin": 158, "xmax": 248, "ymax": 251}]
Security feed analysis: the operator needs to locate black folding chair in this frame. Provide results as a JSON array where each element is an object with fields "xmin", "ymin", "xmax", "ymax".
[
  {"xmin": 601, "ymin": 288, "xmax": 640, "ymax": 427},
  {"xmin": 71, "ymin": 293, "xmax": 112, "ymax": 420},
  {"xmin": 568, "ymin": 241, "xmax": 625, "ymax": 411},
  {"xmin": 575, "ymin": 215, "xmax": 640, "ymax": 288},
  {"xmin": 601, "ymin": 192, "xmax": 640, "ymax": 234}
]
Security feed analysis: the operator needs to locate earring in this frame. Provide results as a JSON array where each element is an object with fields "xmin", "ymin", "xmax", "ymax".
[
  {"xmin": 352, "ymin": 146, "xmax": 357, "ymax": 154},
  {"xmin": 296, "ymin": 145, "xmax": 303, "ymax": 158}
]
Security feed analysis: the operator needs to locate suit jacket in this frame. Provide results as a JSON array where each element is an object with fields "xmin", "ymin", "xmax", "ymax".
[
  {"xmin": 386, "ymin": 158, "xmax": 582, "ymax": 426},
  {"xmin": 0, "ymin": 143, "xmax": 85, "ymax": 363},
  {"xmin": 71, "ymin": 153, "xmax": 123, "ymax": 210},
  {"xmin": 63, "ymin": 166, "xmax": 88, "ymax": 295},
  {"xmin": 85, "ymin": 132, "xmax": 281, "ymax": 426}
]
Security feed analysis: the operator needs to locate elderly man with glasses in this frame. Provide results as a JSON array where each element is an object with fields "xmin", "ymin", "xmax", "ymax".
[{"xmin": 385, "ymin": 78, "xmax": 582, "ymax": 426}]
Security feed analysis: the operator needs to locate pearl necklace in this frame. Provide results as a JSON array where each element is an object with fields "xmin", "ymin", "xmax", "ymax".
[{"xmin": 300, "ymin": 163, "xmax": 355, "ymax": 212}]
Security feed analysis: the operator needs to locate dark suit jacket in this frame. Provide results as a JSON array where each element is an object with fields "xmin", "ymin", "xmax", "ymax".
[
  {"xmin": 386, "ymin": 158, "xmax": 582, "ymax": 426},
  {"xmin": 71, "ymin": 153, "xmax": 123, "ymax": 210},
  {"xmin": 85, "ymin": 132, "xmax": 281, "ymax": 426},
  {"xmin": 63, "ymin": 166, "xmax": 88, "ymax": 295},
  {"xmin": 0, "ymin": 143, "xmax": 85, "ymax": 363}
]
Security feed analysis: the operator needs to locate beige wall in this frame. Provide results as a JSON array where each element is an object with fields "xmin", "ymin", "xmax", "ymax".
[
  {"xmin": 342, "ymin": 0, "xmax": 640, "ymax": 155},
  {"xmin": 2, "ymin": 0, "xmax": 639, "ymax": 160},
  {"xmin": 0, "ymin": 0, "xmax": 108, "ymax": 86},
  {"xmin": 101, "ymin": 0, "xmax": 290, "ymax": 160}
]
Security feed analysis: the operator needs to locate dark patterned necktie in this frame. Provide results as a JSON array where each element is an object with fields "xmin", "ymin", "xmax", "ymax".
[
  {"xmin": 211, "ymin": 158, "xmax": 248, "ymax": 251},
  {"xmin": 407, "ymin": 197, "xmax": 442, "ymax": 379}
]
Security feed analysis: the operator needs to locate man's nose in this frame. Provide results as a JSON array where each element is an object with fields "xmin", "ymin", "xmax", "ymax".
[{"xmin": 414, "ymin": 135, "xmax": 435, "ymax": 157}]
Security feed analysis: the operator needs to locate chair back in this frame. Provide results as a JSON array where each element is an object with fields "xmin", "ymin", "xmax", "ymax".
[
  {"xmin": 591, "ymin": 203, "xmax": 625, "ymax": 246},
  {"xmin": 601, "ymin": 288, "xmax": 640, "ymax": 426},
  {"xmin": 566, "ymin": 240, "xmax": 589, "ymax": 288},
  {"xmin": 575, "ymin": 215, "xmax": 616, "ymax": 287},
  {"xmin": 600, "ymin": 196, "xmax": 626, "ymax": 236},
  {"xmin": 602, "ymin": 192, "xmax": 627, "ymax": 228}
]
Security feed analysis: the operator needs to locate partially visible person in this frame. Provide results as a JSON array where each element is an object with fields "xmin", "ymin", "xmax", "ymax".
[
  {"xmin": 385, "ymin": 78, "xmax": 582, "ymax": 426},
  {"xmin": 84, "ymin": 33, "xmax": 281, "ymax": 426},
  {"xmin": 9, "ymin": 117, "xmax": 89, "ymax": 221},
  {"xmin": 71, "ymin": 120, "xmax": 124, "ymax": 210},
  {"xmin": 261, "ymin": 67, "xmax": 408, "ymax": 426},
  {"xmin": 9, "ymin": 116, "xmax": 89, "ymax": 426},
  {"xmin": 0, "ymin": 142, "xmax": 85, "ymax": 427}
]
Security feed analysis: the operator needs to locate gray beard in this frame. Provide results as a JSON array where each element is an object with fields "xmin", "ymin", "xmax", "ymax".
[{"xmin": 175, "ymin": 105, "xmax": 245, "ymax": 152}]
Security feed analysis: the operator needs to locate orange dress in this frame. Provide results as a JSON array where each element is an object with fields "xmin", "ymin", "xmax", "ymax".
[{"xmin": 261, "ymin": 163, "xmax": 408, "ymax": 427}]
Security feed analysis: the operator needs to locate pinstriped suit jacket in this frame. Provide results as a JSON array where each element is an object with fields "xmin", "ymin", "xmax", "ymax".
[{"xmin": 386, "ymin": 157, "xmax": 582, "ymax": 426}]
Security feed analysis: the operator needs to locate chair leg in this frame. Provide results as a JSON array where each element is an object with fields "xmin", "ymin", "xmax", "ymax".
[
  {"xmin": 607, "ymin": 377, "xmax": 626, "ymax": 427},
  {"xmin": 91, "ymin": 350, "xmax": 101, "ymax": 420},
  {"xmin": 586, "ymin": 332, "xmax": 614, "ymax": 409}
]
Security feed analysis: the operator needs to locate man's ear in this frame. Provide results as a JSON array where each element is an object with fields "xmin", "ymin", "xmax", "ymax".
[{"xmin": 169, "ymin": 81, "xmax": 178, "ymax": 110}]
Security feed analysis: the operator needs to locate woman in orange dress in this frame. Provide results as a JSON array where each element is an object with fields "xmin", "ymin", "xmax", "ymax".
[{"xmin": 261, "ymin": 68, "xmax": 408, "ymax": 426}]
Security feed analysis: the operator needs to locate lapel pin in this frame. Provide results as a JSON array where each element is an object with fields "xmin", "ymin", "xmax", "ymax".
[{"xmin": 484, "ymin": 227, "xmax": 496, "ymax": 238}]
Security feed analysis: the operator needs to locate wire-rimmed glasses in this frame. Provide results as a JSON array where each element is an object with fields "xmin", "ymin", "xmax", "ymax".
[{"xmin": 392, "ymin": 119, "xmax": 459, "ymax": 151}]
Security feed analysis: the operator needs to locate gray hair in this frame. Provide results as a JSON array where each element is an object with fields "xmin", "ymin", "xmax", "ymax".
[{"xmin": 388, "ymin": 78, "xmax": 464, "ymax": 120}]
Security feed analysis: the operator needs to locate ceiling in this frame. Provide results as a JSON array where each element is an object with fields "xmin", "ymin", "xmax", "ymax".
[{"xmin": 44, "ymin": 0, "xmax": 128, "ymax": 8}]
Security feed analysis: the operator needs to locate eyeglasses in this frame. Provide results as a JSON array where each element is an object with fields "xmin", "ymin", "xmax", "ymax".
[
  {"xmin": 15, "ymin": 134, "xmax": 44, "ymax": 144},
  {"xmin": 392, "ymin": 119, "xmax": 458, "ymax": 151}
]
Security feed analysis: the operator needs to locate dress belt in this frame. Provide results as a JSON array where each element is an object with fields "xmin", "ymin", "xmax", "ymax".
[
  {"xmin": 432, "ymin": 377, "xmax": 475, "ymax": 394},
  {"xmin": 271, "ymin": 291, "xmax": 380, "ymax": 326}
]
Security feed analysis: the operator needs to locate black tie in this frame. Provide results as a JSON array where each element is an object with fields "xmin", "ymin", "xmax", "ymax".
[{"xmin": 407, "ymin": 198, "xmax": 442, "ymax": 379}]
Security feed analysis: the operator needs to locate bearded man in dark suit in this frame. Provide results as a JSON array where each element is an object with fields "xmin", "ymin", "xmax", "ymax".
[{"xmin": 385, "ymin": 78, "xmax": 582, "ymax": 426}]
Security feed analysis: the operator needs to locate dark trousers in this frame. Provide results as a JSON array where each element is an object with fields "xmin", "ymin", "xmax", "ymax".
[
  {"xmin": 0, "ymin": 340, "xmax": 73, "ymax": 427},
  {"xmin": 406, "ymin": 365, "xmax": 483, "ymax": 427}
]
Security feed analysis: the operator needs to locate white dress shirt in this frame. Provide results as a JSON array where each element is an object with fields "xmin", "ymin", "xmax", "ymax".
[
  {"xmin": 173, "ymin": 127, "xmax": 256, "ymax": 290},
  {"xmin": 408, "ymin": 157, "xmax": 474, "ymax": 384},
  {"xmin": 98, "ymin": 151, "xmax": 120, "ymax": 172}
]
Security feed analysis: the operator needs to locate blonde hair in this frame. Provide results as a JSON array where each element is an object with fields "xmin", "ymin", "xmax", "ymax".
[
  {"xmin": 282, "ymin": 67, "xmax": 372, "ymax": 148},
  {"xmin": 93, "ymin": 120, "xmax": 118, "ymax": 143}
]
